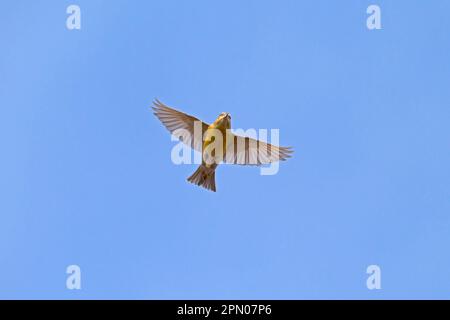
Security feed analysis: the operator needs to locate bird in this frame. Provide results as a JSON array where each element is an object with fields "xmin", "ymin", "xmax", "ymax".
[{"xmin": 152, "ymin": 99, "xmax": 293, "ymax": 192}]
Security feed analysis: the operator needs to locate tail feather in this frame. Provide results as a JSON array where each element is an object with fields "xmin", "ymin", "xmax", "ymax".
[{"xmin": 187, "ymin": 165, "xmax": 216, "ymax": 192}]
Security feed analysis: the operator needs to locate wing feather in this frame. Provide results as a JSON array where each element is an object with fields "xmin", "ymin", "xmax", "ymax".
[
  {"xmin": 152, "ymin": 99, "xmax": 209, "ymax": 152},
  {"xmin": 224, "ymin": 133, "xmax": 293, "ymax": 166}
]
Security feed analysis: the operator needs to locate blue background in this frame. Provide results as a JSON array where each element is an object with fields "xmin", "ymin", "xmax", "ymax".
[{"xmin": 1, "ymin": 0, "xmax": 449, "ymax": 299}]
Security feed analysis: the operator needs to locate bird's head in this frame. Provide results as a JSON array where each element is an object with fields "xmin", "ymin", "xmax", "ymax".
[
  {"xmin": 216, "ymin": 112, "xmax": 231, "ymax": 128},
  {"xmin": 219, "ymin": 112, "xmax": 231, "ymax": 121}
]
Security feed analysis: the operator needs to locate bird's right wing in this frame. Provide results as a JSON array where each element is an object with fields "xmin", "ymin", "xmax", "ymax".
[{"xmin": 152, "ymin": 99, "xmax": 209, "ymax": 152}]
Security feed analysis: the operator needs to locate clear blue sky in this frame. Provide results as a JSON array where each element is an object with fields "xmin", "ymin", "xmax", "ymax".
[{"xmin": 1, "ymin": 0, "xmax": 449, "ymax": 299}]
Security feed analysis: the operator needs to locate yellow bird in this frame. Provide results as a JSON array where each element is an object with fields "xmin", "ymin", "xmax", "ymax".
[{"xmin": 152, "ymin": 99, "xmax": 293, "ymax": 192}]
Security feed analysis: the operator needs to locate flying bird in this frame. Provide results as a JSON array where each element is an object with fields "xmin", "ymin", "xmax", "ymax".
[{"xmin": 152, "ymin": 99, "xmax": 293, "ymax": 192}]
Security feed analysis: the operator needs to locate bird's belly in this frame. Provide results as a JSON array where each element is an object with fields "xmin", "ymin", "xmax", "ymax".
[{"xmin": 202, "ymin": 134, "xmax": 227, "ymax": 169}]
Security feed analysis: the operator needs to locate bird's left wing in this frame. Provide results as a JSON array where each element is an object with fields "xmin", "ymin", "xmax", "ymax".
[
  {"xmin": 224, "ymin": 133, "xmax": 293, "ymax": 166},
  {"xmin": 152, "ymin": 99, "xmax": 209, "ymax": 152}
]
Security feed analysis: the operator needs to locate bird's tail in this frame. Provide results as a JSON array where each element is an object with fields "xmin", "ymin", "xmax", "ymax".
[{"xmin": 187, "ymin": 165, "xmax": 216, "ymax": 192}]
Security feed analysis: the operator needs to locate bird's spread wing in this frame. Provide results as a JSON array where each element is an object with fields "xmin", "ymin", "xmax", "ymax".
[
  {"xmin": 224, "ymin": 133, "xmax": 293, "ymax": 166},
  {"xmin": 152, "ymin": 99, "xmax": 209, "ymax": 152}
]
